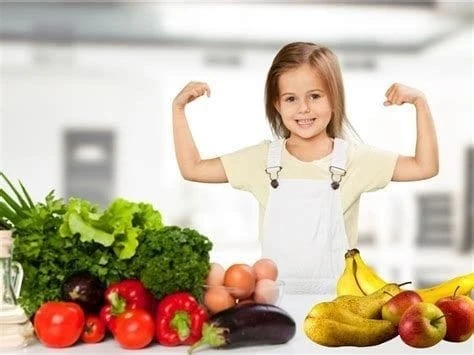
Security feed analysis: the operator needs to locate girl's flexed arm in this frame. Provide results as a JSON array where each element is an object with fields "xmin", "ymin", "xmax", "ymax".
[
  {"xmin": 384, "ymin": 83, "xmax": 439, "ymax": 181},
  {"xmin": 172, "ymin": 81, "xmax": 228, "ymax": 183}
]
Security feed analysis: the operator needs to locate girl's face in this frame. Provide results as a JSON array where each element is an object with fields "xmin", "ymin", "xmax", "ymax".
[{"xmin": 275, "ymin": 64, "xmax": 332, "ymax": 141}]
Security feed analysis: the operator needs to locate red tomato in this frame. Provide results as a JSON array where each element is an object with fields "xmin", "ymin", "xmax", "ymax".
[
  {"xmin": 81, "ymin": 314, "xmax": 106, "ymax": 343},
  {"xmin": 114, "ymin": 309, "xmax": 154, "ymax": 349},
  {"xmin": 34, "ymin": 301, "xmax": 85, "ymax": 348}
]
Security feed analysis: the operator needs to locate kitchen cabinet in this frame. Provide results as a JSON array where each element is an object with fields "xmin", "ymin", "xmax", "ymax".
[{"xmin": 6, "ymin": 294, "xmax": 473, "ymax": 354}]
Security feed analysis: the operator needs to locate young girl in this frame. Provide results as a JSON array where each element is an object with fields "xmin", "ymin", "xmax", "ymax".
[{"xmin": 172, "ymin": 42, "xmax": 439, "ymax": 294}]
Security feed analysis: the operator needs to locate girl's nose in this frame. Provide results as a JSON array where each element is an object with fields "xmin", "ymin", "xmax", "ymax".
[{"xmin": 299, "ymin": 99, "xmax": 310, "ymax": 113}]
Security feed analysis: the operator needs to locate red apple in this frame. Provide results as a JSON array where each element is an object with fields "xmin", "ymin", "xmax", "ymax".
[
  {"xmin": 381, "ymin": 290, "xmax": 422, "ymax": 326},
  {"xmin": 398, "ymin": 302, "xmax": 447, "ymax": 348},
  {"xmin": 435, "ymin": 287, "xmax": 474, "ymax": 342}
]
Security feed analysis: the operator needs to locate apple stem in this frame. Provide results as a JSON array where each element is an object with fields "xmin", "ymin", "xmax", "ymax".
[
  {"xmin": 431, "ymin": 314, "xmax": 446, "ymax": 325},
  {"xmin": 453, "ymin": 285, "xmax": 460, "ymax": 298},
  {"xmin": 383, "ymin": 291, "xmax": 393, "ymax": 297},
  {"xmin": 397, "ymin": 281, "xmax": 412, "ymax": 288}
]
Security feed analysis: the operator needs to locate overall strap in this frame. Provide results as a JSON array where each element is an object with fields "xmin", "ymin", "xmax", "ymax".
[
  {"xmin": 329, "ymin": 138, "xmax": 349, "ymax": 190},
  {"xmin": 265, "ymin": 139, "xmax": 284, "ymax": 189}
]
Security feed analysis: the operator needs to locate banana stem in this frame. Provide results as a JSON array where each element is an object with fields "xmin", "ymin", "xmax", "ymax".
[{"xmin": 344, "ymin": 249, "xmax": 360, "ymax": 258}]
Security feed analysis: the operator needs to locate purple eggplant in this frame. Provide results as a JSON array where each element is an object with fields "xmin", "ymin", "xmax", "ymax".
[{"xmin": 188, "ymin": 302, "xmax": 296, "ymax": 353}]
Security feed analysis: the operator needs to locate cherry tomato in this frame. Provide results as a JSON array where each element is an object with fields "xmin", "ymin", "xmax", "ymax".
[
  {"xmin": 114, "ymin": 308, "xmax": 154, "ymax": 349},
  {"xmin": 34, "ymin": 301, "xmax": 85, "ymax": 348},
  {"xmin": 81, "ymin": 314, "xmax": 106, "ymax": 343}
]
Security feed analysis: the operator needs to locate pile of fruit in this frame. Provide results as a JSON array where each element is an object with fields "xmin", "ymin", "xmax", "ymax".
[{"xmin": 304, "ymin": 249, "xmax": 474, "ymax": 348}]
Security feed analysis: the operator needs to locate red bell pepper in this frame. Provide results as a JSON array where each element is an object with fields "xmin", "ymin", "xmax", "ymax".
[
  {"xmin": 155, "ymin": 292, "xmax": 208, "ymax": 346},
  {"xmin": 99, "ymin": 279, "xmax": 155, "ymax": 334}
]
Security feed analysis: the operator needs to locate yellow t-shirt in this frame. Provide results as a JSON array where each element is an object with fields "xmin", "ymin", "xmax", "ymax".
[{"xmin": 220, "ymin": 139, "xmax": 398, "ymax": 247}]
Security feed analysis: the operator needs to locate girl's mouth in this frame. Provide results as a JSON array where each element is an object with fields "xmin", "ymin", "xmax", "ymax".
[{"xmin": 296, "ymin": 118, "xmax": 316, "ymax": 128}]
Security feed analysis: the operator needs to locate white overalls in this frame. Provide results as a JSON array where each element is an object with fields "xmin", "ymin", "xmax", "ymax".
[{"xmin": 262, "ymin": 138, "xmax": 350, "ymax": 294}]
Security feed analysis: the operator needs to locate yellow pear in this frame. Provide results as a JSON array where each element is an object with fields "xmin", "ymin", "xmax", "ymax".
[
  {"xmin": 332, "ymin": 283, "xmax": 402, "ymax": 319},
  {"xmin": 304, "ymin": 302, "xmax": 397, "ymax": 347}
]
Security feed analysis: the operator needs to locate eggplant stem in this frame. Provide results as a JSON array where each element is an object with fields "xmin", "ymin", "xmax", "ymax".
[{"xmin": 188, "ymin": 323, "xmax": 227, "ymax": 354}]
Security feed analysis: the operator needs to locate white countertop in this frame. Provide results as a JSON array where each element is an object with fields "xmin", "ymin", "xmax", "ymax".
[{"xmin": 3, "ymin": 294, "xmax": 473, "ymax": 355}]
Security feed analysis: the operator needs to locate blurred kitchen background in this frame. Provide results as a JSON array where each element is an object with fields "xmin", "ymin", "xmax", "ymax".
[{"xmin": 0, "ymin": 1, "xmax": 472, "ymax": 288}]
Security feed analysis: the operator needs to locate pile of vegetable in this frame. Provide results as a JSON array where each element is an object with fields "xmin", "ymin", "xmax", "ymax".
[
  {"xmin": 0, "ymin": 172, "xmax": 213, "ymax": 315},
  {"xmin": 1, "ymin": 172, "xmax": 298, "ymax": 352}
]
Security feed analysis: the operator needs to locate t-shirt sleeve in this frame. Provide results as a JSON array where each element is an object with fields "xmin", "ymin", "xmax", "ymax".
[
  {"xmin": 351, "ymin": 144, "xmax": 399, "ymax": 192},
  {"xmin": 220, "ymin": 141, "xmax": 268, "ymax": 192}
]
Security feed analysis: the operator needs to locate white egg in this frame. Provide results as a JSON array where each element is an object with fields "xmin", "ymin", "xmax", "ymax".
[
  {"xmin": 253, "ymin": 279, "xmax": 280, "ymax": 304},
  {"xmin": 206, "ymin": 262, "xmax": 225, "ymax": 286},
  {"xmin": 252, "ymin": 258, "xmax": 278, "ymax": 281}
]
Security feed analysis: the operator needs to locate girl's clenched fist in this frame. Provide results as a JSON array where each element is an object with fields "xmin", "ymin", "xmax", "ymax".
[
  {"xmin": 173, "ymin": 81, "xmax": 211, "ymax": 110},
  {"xmin": 384, "ymin": 83, "xmax": 426, "ymax": 106}
]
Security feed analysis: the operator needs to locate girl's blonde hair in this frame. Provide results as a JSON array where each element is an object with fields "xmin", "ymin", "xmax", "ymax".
[{"xmin": 265, "ymin": 42, "xmax": 358, "ymax": 140}]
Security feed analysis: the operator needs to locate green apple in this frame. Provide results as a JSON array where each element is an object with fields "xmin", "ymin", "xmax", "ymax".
[
  {"xmin": 399, "ymin": 302, "xmax": 446, "ymax": 348},
  {"xmin": 381, "ymin": 290, "xmax": 422, "ymax": 326}
]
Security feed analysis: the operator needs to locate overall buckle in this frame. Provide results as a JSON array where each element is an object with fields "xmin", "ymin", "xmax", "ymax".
[
  {"xmin": 329, "ymin": 166, "xmax": 346, "ymax": 190},
  {"xmin": 265, "ymin": 166, "xmax": 282, "ymax": 189}
]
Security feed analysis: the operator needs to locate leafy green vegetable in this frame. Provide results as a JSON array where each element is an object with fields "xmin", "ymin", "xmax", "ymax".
[
  {"xmin": 67, "ymin": 212, "xmax": 114, "ymax": 246},
  {"xmin": 1, "ymin": 172, "xmax": 212, "ymax": 316},
  {"xmin": 131, "ymin": 226, "xmax": 213, "ymax": 300},
  {"xmin": 0, "ymin": 172, "xmax": 36, "ymax": 227},
  {"xmin": 59, "ymin": 197, "xmax": 163, "ymax": 259},
  {"xmin": 11, "ymin": 194, "xmax": 141, "ymax": 315}
]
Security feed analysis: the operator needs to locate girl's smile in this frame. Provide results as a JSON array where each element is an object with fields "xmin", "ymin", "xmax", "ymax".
[{"xmin": 296, "ymin": 118, "xmax": 316, "ymax": 128}]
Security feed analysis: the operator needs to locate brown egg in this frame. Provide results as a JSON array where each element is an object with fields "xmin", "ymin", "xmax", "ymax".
[
  {"xmin": 252, "ymin": 258, "xmax": 278, "ymax": 281},
  {"xmin": 253, "ymin": 279, "xmax": 280, "ymax": 304},
  {"xmin": 206, "ymin": 262, "xmax": 225, "ymax": 286},
  {"xmin": 203, "ymin": 287, "xmax": 236, "ymax": 314},
  {"xmin": 223, "ymin": 264, "xmax": 256, "ymax": 299}
]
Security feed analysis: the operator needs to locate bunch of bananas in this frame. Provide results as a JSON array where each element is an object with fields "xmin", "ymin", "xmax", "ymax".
[{"xmin": 336, "ymin": 248, "xmax": 474, "ymax": 303}]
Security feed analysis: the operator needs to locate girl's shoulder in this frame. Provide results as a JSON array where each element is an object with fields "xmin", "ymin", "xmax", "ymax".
[
  {"xmin": 347, "ymin": 141, "xmax": 375, "ymax": 159},
  {"xmin": 222, "ymin": 139, "xmax": 271, "ymax": 162},
  {"xmin": 346, "ymin": 140, "xmax": 398, "ymax": 169},
  {"xmin": 348, "ymin": 141, "xmax": 395, "ymax": 156},
  {"xmin": 243, "ymin": 139, "xmax": 273, "ymax": 155},
  {"xmin": 242, "ymin": 139, "xmax": 272, "ymax": 153}
]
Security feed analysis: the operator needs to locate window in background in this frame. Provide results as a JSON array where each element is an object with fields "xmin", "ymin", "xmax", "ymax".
[
  {"xmin": 463, "ymin": 146, "xmax": 474, "ymax": 253},
  {"xmin": 64, "ymin": 129, "xmax": 115, "ymax": 209}
]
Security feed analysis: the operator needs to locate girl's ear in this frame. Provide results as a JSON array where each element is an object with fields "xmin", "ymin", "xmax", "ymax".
[{"xmin": 274, "ymin": 100, "xmax": 281, "ymax": 114}]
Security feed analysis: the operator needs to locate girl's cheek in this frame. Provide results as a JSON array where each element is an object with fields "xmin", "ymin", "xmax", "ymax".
[
  {"xmin": 279, "ymin": 107, "xmax": 294, "ymax": 118},
  {"xmin": 312, "ymin": 103, "xmax": 331, "ymax": 116}
]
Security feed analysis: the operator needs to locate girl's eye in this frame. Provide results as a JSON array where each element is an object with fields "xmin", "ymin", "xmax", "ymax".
[
  {"xmin": 285, "ymin": 96, "xmax": 295, "ymax": 102},
  {"xmin": 311, "ymin": 94, "xmax": 321, "ymax": 100}
]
